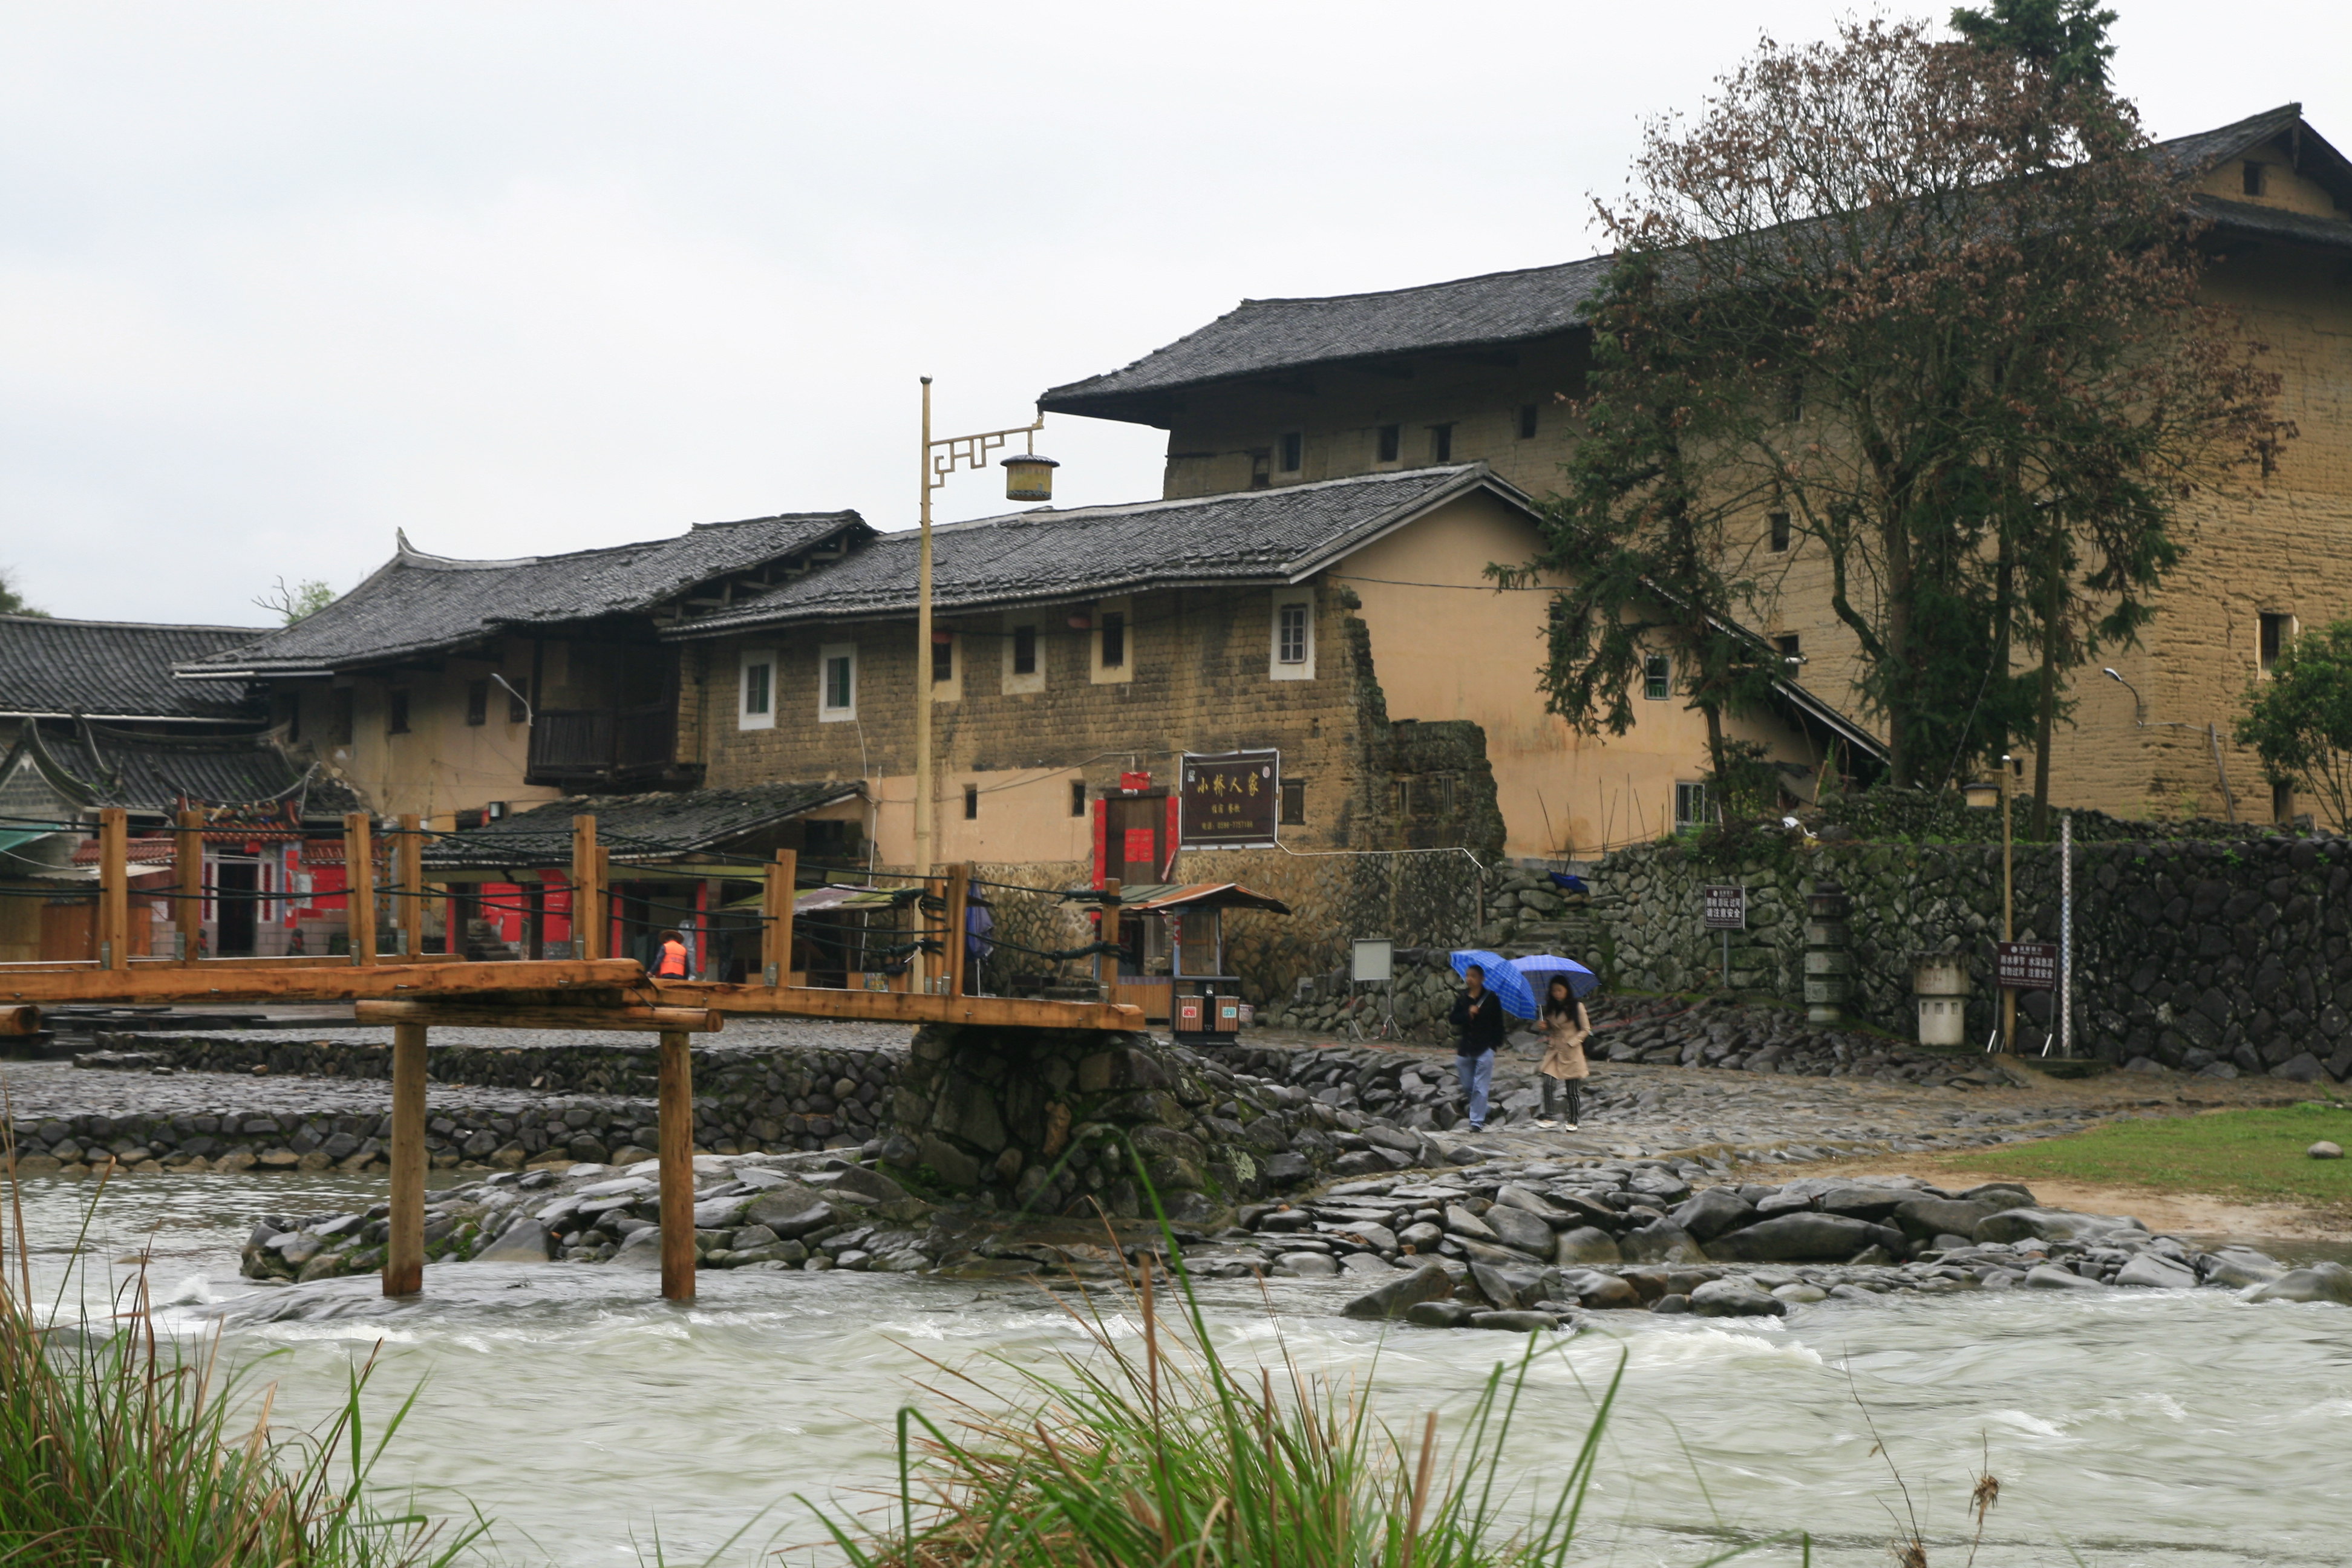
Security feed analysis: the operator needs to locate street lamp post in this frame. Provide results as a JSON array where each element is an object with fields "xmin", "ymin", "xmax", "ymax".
[{"xmin": 912, "ymin": 376, "xmax": 1055, "ymax": 988}]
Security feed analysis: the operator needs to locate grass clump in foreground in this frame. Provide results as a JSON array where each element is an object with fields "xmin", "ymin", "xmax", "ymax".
[
  {"xmin": 812, "ymin": 1166, "xmax": 1802, "ymax": 1568},
  {"xmin": 0, "ymin": 1165, "xmax": 481, "ymax": 1568},
  {"xmin": 1967, "ymin": 1100, "xmax": 2352, "ymax": 1212}
]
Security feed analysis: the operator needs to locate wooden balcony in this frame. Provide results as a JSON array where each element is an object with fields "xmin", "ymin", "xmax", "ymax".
[{"xmin": 525, "ymin": 701, "xmax": 689, "ymax": 788}]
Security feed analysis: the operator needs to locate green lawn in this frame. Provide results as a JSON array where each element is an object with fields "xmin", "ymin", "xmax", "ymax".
[{"xmin": 1970, "ymin": 1102, "xmax": 2352, "ymax": 1212}]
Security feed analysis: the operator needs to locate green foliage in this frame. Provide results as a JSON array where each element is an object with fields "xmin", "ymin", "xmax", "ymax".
[
  {"xmin": 255, "ymin": 575, "xmax": 339, "ymax": 624},
  {"xmin": 0, "ymin": 566, "xmax": 45, "ymax": 616},
  {"xmin": 0, "ymin": 1175, "xmax": 482, "ymax": 1567},
  {"xmin": 1950, "ymin": 0, "xmax": 2118, "ymax": 87},
  {"xmin": 2236, "ymin": 619, "xmax": 2352, "ymax": 832}
]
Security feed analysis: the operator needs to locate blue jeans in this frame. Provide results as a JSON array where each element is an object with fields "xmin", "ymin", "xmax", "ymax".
[{"xmin": 1454, "ymin": 1049, "xmax": 1495, "ymax": 1128}]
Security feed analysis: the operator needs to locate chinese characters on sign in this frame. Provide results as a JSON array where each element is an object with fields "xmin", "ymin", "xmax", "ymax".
[
  {"xmin": 1996, "ymin": 941, "xmax": 2059, "ymax": 990},
  {"xmin": 1701, "ymin": 885, "xmax": 1747, "ymax": 930},
  {"xmin": 1180, "ymin": 751, "xmax": 1279, "ymax": 849}
]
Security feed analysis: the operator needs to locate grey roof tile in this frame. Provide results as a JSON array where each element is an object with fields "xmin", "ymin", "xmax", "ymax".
[
  {"xmin": 180, "ymin": 513, "xmax": 871, "ymax": 676},
  {"xmin": 422, "ymin": 782, "xmax": 861, "ymax": 868},
  {"xmin": 0, "ymin": 616, "xmax": 267, "ymax": 722},
  {"xmin": 673, "ymin": 466, "xmax": 1527, "ymax": 633},
  {"xmin": 12, "ymin": 720, "xmax": 357, "ymax": 817},
  {"xmin": 1044, "ymin": 107, "xmax": 2342, "ymax": 421}
]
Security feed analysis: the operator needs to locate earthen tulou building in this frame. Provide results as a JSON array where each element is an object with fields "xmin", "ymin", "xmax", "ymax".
[{"xmin": 157, "ymin": 103, "xmax": 2350, "ymax": 998}]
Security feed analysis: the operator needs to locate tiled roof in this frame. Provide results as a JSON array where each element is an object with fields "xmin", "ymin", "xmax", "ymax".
[
  {"xmin": 421, "ymin": 782, "xmax": 864, "ymax": 869},
  {"xmin": 1043, "ymin": 106, "xmax": 2344, "ymax": 423},
  {"xmin": 178, "ymin": 513, "xmax": 871, "ymax": 678},
  {"xmin": 1040, "ymin": 256, "xmax": 1615, "ymax": 423},
  {"xmin": 0, "ymin": 615, "xmax": 267, "ymax": 722},
  {"xmin": 673, "ymin": 466, "xmax": 1530, "ymax": 633},
  {"xmin": 11, "ymin": 720, "xmax": 360, "ymax": 817}
]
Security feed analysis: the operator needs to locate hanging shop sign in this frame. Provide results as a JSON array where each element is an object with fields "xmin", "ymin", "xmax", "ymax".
[{"xmin": 1180, "ymin": 751, "xmax": 1279, "ymax": 850}]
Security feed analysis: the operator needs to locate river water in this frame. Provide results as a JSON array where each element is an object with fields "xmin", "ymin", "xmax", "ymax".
[{"xmin": 11, "ymin": 1171, "xmax": 2351, "ymax": 1567}]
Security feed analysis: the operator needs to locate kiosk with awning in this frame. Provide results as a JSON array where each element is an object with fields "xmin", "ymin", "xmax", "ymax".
[{"xmin": 1099, "ymin": 881, "xmax": 1290, "ymax": 1034}]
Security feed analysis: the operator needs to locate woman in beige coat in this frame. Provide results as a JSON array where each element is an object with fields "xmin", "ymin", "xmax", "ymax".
[{"xmin": 1535, "ymin": 975, "xmax": 1592, "ymax": 1129}]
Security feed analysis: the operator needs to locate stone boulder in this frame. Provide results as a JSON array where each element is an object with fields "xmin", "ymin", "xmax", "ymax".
[
  {"xmin": 1973, "ymin": 1207, "xmax": 2142, "ymax": 1246},
  {"xmin": 2024, "ymin": 1264, "xmax": 2105, "ymax": 1290},
  {"xmin": 1705, "ymin": 1213, "xmax": 1904, "ymax": 1263},
  {"xmin": 473, "ymin": 1218, "xmax": 554, "ymax": 1263},
  {"xmin": 2246, "ymin": 1261, "xmax": 2352, "ymax": 1306},
  {"xmin": 1618, "ymin": 1220, "xmax": 1707, "ymax": 1264},
  {"xmin": 1482, "ymin": 1204, "xmax": 1557, "ymax": 1256},
  {"xmin": 1670, "ymin": 1187, "xmax": 1756, "ymax": 1242},
  {"xmin": 1554, "ymin": 1226, "xmax": 1622, "ymax": 1266},
  {"xmin": 1342, "ymin": 1262, "xmax": 1456, "ymax": 1321},
  {"xmin": 1561, "ymin": 1269, "xmax": 1641, "ymax": 1310},
  {"xmin": 1690, "ymin": 1279, "xmax": 1787, "ymax": 1318},
  {"xmin": 1890, "ymin": 1197, "xmax": 2001, "ymax": 1244},
  {"xmin": 2114, "ymin": 1253, "xmax": 2197, "ymax": 1290}
]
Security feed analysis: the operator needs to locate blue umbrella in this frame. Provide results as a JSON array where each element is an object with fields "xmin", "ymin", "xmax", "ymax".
[
  {"xmin": 1512, "ymin": 953, "xmax": 1599, "ymax": 1000},
  {"xmin": 1450, "ymin": 949, "xmax": 1537, "ymax": 1019}
]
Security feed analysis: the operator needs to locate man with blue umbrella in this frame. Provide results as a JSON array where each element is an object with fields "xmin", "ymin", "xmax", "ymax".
[{"xmin": 1447, "ymin": 950, "xmax": 1528, "ymax": 1132}]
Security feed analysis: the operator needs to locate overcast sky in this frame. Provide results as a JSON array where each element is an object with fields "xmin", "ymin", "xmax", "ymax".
[{"xmin": 3, "ymin": 1, "xmax": 2343, "ymax": 625}]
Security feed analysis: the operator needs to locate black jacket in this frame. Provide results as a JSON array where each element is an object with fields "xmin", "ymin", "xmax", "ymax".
[{"xmin": 1449, "ymin": 988, "xmax": 1508, "ymax": 1055}]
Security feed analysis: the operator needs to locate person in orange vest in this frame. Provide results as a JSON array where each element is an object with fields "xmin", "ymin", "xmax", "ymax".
[{"xmin": 655, "ymin": 929, "xmax": 691, "ymax": 979}]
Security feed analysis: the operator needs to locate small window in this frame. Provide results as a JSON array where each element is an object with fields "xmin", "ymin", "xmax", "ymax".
[
  {"xmin": 932, "ymin": 635, "xmax": 953, "ymax": 684},
  {"xmin": 1430, "ymin": 423, "xmax": 1454, "ymax": 463},
  {"xmin": 1278, "ymin": 431, "xmax": 1302, "ymax": 473},
  {"xmin": 1070, "ymin": 780, "xmax": 1088, "ymax": 817},
  {"xmin": 1674, "ymin": 781, "xmax": 1709, "ymax": 828},
  {"xmin": 506, "ymin": 677, "xmax": 530, "ymax": 724},
  {"xmin": 2243, "ymin": 160, "xmax": 2265, "ymax": 197},
  {"xmin": 1643, "ymin": 652, "xmax": 1671, "ymax": 701},
  {"xmin": 465, "ymin": 679, "xmax": 488, "ymax": 727},
  {"xmin": 1011, "ymin": 625, "xmax": 1037, "ymax": 675},
  {"xmin": 1278, "ymin": 604, "xmax": 1308, "ymax": 664},
  {"xmin": 819, "ymin": 643, "xmax": 857, "ymax": 719},
  {"xmin": 2259, "ymin": 612, "xmax": 2293, "ymax": 673},
  {"xmin": 963, "ymin": 784, "xmax": 979, "ymax": 820},
  {"xmin": 1780, "ymin": 374, "xmax": 1805, "ymax": 423},
  {"xmin": 1100, "ymin": 611, "xmax": 1125, "ymax": 669},
  {"xmin": 387, "ymin": 689, "xmax": 411, "ymax": 735},
  {"xmin": 1769, "ymin": 511, "xmax": 1791, "ymax": 552},
  {"xmin": 1376, "ymin": 424, "xmax": 1400, "ymax": 463},
  {"xmin": 1518, "ymin": 403, "xmax": 1539, "ymax": 440},
  {"xmin": 1279, "ymin": 779, "xmax": 1305, "ymax": 825},
  {"xmin": 1775, "ymin": 632, "xmax": 1802, "ymax": 661},
  {"xmin": 2274, "ymin": 779, "xmax": 2296, "ymax": 824},
  {"xmin": 1249, "ymin": 450, "xmax": 1272, "ymax": 489},
  {"xmin": 1393, "ymin": 779, "xmax": 1410, "ymax": 814},
  {"xmin": 740, "ymin": 651, "xmax": 776, "ymax": 729},
  {"xmin": 1438, "ymin": 774, "xmax": 1457, "ymax": 811},
  {"xmin": 329, "ymin": 687, "xmax": 353, "ymax": 746}
]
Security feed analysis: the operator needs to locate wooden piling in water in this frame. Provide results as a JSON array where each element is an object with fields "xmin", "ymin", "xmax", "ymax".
[
  {"xmin": 658, "ymin": 1028, "xmax": 695, "ymax": 1302},
  {"xmin": 384, "ymin": 1020, "xmax": 428, "ymax": 1296}
]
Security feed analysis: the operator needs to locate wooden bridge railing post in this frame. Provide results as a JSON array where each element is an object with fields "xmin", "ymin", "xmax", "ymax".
[
  {"xmin": 570, "ymin": 814, "xmax": 599, "ymax": 960},
  {"xmin": 763, "ymin": 849, "xmax": 795, "ymax": 987},
  {"xmin": 97, "ymin": 807, "xmax": 129, "ymax": 970},
  {"xmin": 658, "ymin": 1028, "xmax": 695, "ymax": 1302},
  {"xmin": 384, "ymin": 1020, "xmax": 428, "ymax": 1296},
  {"xmin": 344, "ymin": 814, "xmax": 376, "ymax": 965},
  {"xmin": 174, "ymin": 809, "xmax": 202, "ymax": 962},
  {"xmin": 944, "ymin": 863, "xmax": 970, "ymax": 998},
  {"xmin": 395, "ymin": 813, "xmax": 423, "ymax": 959}
]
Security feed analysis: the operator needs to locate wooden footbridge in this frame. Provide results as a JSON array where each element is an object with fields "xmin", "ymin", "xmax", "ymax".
[{"xmin": 1, "ymin": 809, "xmax": 1140, "ymax": 1303}]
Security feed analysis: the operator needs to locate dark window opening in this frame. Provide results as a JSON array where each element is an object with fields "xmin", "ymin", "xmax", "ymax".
[
  {"xmin": 1429, "ymin": 423, "xmax": 1454, "ymax": 463},
  {"xmin": 1675, "ymin": 780, "xmax": 1709, "ymax": 828},
  {"xmin": 963, "ymin": 785, "xmax": 979, "ymax": 820},
  {"xmin": 824, "ymin": 653, "xmax": 854, "ymax": 710},
  {"xmin": 1769, "ymin": 511, "xmax": 1791, "ymax": 552},
  {"xmin": 2243, "ymin": 160, "xmax": 2265, "ymax": 197},
  {"xmin": 1643, "ymin": 653, "xmax": 1671, "ymax": 701},
  {"xmin": 1439, "ymin": 774, "xmax": 1457, "ymax": 811},
  {"xmin": 329, "ymin": 688, "xmax": 353, "ymax": 746},
  {"xmin": 1775, "ymin": 632, "xmax": 1802, "ymax": 659},
  {"xmin": 1249, "ymin": 449, "xmax": 1271, "ymax": 489},
  {"xmin": 1100, "ymin": 612, "xmax": 1125, "ymax": 668},
  {"xmin": 1376, "ymin": 424, "xmax": 1400, "ymax": 462},
  {"xmin": 465, "ymin": 679, "xmax": 488, "ymax": 726},
  {"xmin": 2260, "ymin": 612, "xmax": 2293, "ymax": 672},
  {"xmin": 1393, "ymin": 779, "xmax": 1410, "ymax": 814},
  {"xmin": 279, "ymin": 691, "xmax": 301, "ymax": 744},
  {"xmin": 506, "ymin": 676, "xmax": 529, "ymax": 723},
  {"xmin": 1278, "ymin": 431, "xmax": 1302, "ymax": 472},
  {"xmin": 932, "ymin": 635, "xmax": 953, "ymax": 684},
  {"xmin": 1280, "ymin": 779, "xmax": 1305, "ymax": 825},
  {"xmin": 1780, "ymin": 374, "xmax": 1805, "ymax": 422},
  {"xmin": 2275, "ymin": 779, "xmax": 2296, "ymax": 824},
  {"xmin": 1070, "ymin": 780, "xmax": 1088, "ymax": 817},
  {"xmin": 387, "ymin": 689, "xmax": 411, "ymax": 735},
  {"xmin": 1518, "ymin": 403, "xmax": 1539, "ymax": 440},
  {"xmin": 1011, "ymin": 625, "xmax": 1037, "ymax": 675}
]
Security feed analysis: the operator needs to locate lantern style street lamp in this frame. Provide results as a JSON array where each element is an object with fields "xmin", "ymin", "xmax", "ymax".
[{"xmin": 912, "ymin": 378, "xmax": 1057, "ymax": 981}]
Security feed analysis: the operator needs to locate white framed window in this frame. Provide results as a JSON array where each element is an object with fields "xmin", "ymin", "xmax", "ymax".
[
  {"xmin": 1675, "ymin": 780, "xmax": 1710, "ymax": 828},
  {"xmin": 1271, "ymin": 593, "xmax": 1315, "ymax": 681},
  {"xmin": 818, "ymin": 642, "xmax": 857, "ymax": 722},
  {"xmin": 738, "ymin": 648, "xmax": 776, "ymax": 730}
]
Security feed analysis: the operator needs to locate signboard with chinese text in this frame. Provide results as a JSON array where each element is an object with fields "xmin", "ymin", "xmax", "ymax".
[
  {"xmin": 1180, "ymin": 751, "xmax": 1279, "ymax": 849},
  {"xmin": 1702, "ymin": 885, "xmax": 1747, "ymax": 930},
  {"xmin": 1996, "ymin": 941, "xmax": 2059, "ymax": 990}
]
